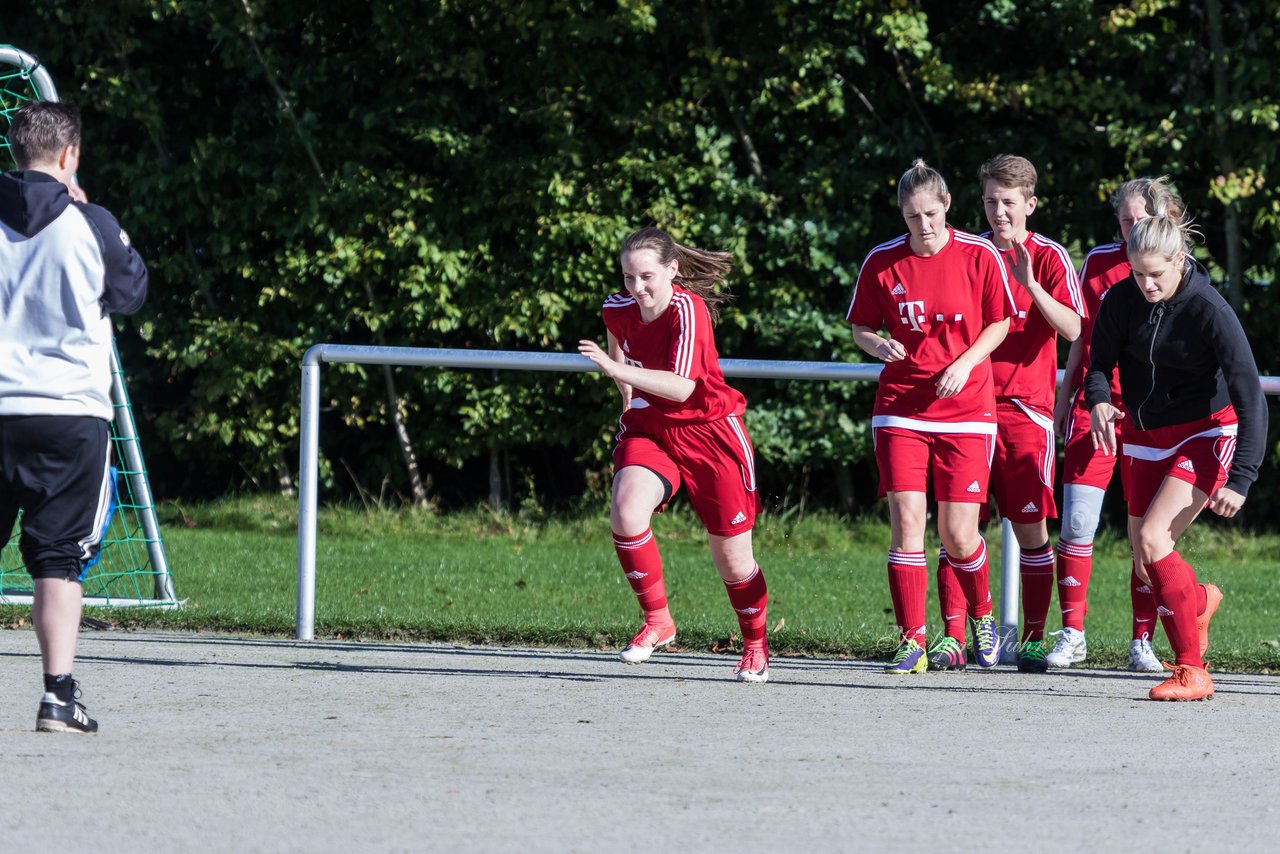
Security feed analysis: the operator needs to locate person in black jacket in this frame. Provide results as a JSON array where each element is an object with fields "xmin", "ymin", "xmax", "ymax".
[
  {"xmin": 1085, "ymin": 214, "xmax": 1266, "ymax": 701},
  {"xmin": 0, "ymin": 101, "xmax": 148, "ymax": 733}
]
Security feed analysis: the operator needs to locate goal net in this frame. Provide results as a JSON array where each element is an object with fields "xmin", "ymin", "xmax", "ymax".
[{"xmin": 0, "ymin": 45, "xmax": 177, "ymax": 606}]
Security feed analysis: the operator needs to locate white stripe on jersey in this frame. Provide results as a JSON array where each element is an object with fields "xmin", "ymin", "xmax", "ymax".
[
  {"xmin": 671, "ymin": 292, "xmax": 696, "ymax": 378},
  {"xmin": 1029, "ymin": 233, "xmax": 1085, "ymax": 316},
  {"xmin": 847, "ymin": 235, "xmax": 909, "ymax": 320},
  {"xmin": 953, "ymin": 230, "xmax": 1017, "ymax": 315},
  {"xmin": 726, "ymin": 414, "xmax": 757, "ymax": 491},
  {"xmin": 603, "ymin": 293, "xmax": 636, "ymax": 309},
  {"xmin": 1078, "ymin": 242, "xmax": 1123, "ymax": 282}
]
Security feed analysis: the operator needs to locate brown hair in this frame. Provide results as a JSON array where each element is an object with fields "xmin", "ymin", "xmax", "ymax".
[
  {"xmin": 1112, "ymin": 175, "xmax": 1185, "ymax": 222},
  {"xmin": 8, "ymin": 101, "xmax": 81, "ymax": 169},
  {"xmin": 896, "ymin": 158, "xmax": 948, "ymax": 208},
  {"xmin": 979, "ymin": 154, "xmax": 1036, "ymax": 199},
  {"xmin": 620, "ymin": 227, "xmax": 734, "ymax": 322}
]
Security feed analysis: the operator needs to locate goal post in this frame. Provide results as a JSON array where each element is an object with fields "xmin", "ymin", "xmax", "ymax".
[{"xmin": 0, "ymin": 44, "xmax": 177, "ymax": 607}]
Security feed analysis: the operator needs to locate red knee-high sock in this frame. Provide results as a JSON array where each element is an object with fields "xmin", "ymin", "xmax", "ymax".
[
  {"xmin": 1019, "ymin": 543, "xmax": 1055, "ymax": 643},
  {"xmin": 887, "ymin": 550, "xmax": 928, "ymax": 646},
  {"xmin": 1055, "ymin": 539, "xmax": 1093, "ymax": 631},
  {"xmin": 1145, "ymin": 550, "xmax": 1203, "ymax": 669},
  {"xmin": 936, "ymin": 548, "xmax": 967, "ymax": 642},
  {"xmin": 1130, "ymin": 558, "xmax": 1160, "ymax": 642},
  {"xmin": 613, "ymin": 529, "xmax": 671, "ymax": 625},
  {"xmin": 950, "ymin": 540, "xmax": 993, "ymax": 620},
  {"xmin": 723, "ymin": 565, "xmax": 768, "ymax": 651}
]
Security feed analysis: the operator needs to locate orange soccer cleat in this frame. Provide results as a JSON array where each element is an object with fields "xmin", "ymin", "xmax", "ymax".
[
  {"xmin": 1149, "ymin": 663, "xmax": 1215, "ymax": 702},
  {"xmin": 1197, "ymin": 583, "xmax": 1223, "ymax": 659}
]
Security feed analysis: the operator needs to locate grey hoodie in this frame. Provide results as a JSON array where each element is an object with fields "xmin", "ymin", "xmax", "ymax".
[{"xmin": 0, "ymin": 170, "xmax": 147, "ymax": 420}]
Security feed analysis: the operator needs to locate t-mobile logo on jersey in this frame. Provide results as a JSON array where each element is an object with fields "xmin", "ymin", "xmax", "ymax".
[{"xmin": 898, "ymin": 300, "xmax": 926, "ymax": 332}]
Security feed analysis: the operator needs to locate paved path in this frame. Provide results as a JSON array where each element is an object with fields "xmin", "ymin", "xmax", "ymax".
[{"xmin": 2, "ymin": 629, "xmax": 1277, "ymax": 852}]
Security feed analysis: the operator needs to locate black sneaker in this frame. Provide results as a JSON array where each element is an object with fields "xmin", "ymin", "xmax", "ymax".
[{"xmin": 36, "ymin": 684, "xmax": 99, "ymax": 734}]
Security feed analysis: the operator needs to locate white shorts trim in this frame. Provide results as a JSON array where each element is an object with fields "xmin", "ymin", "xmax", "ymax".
[
  {"xmin": 872, "ymin": 415, "xmax": 997, "ymax": 435},
  {"xmin": 1123, "ymin": 424, "xmax": 1238, "ymax": 461}
]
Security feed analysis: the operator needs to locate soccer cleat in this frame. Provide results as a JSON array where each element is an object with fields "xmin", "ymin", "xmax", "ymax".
[
  {"xmin": 970, "ymin": 615, "xmax": 1001, "ymax": 668},
  {"xmin": 36, "ymin": 684, "xmax": 98, "ymax": 734},
  {"xmin": 1016, "ymin": 639, "xmax": 1049, "ymax": 673},
  {"xmin": 884, "ymin": 639, "xmax": 927, "ymax": 674},
  {"xmin": 1149, "ymin": 664, "xmax": 1214, "ymax": 701},
  {"xmin": 1045, "ymin": 627, "xmax": 1087, "ymax": 667},
  {"xmin": 734, "ymin": 645, "xmax": 769, "ymax": 683},
  {"xmin": 1127, "ymin": 634, "xmax": 1165, "ymax": 673},
  {"xmin": 1197, "ymin": 584, "xmax": 1223, "ymax": 659},
  {"xmin": 926, "ymin": 636, "xmax": 967, "ymax": 671},
  {"xmin": 619, "ymin": 620, "xmax": 677, "ymax": 664}
]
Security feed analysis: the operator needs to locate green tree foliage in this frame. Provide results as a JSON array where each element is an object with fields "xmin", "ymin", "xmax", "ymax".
[{"xmin": 9, "ymin": 1, "xmax": 1279, "ymax": 516}]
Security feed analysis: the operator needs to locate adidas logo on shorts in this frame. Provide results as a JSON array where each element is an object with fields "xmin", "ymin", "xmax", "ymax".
[
  {"xmin": 892, "ymin": 282, "xmax": 906, "ymax": 296},
  {"xmin": 1178, "ymin": 459, "xmax": 1196, "ymax": 473},
  {"xmin": 1157, "ymin": 605, "xmax": 1175, "ymax": 616},
  {"xmin": 730, "ymin": 511, "xmax": 747, "ymax": 525},
  {"xmin": 1059, "ymin": 575, "xmax": 1081, "ymax": 587},
  {"xmin": 1021, "ymin": 501, "xmax": 1039, "ymax": 513},
  {"xmin": 966, "ymin": 481, "xmax": 982, "ymax": 494}
]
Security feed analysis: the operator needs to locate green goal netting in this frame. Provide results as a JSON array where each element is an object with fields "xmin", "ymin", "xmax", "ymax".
[{"xmin": 0, "ymin": 45, "xmax": 176, "ymax": 607}]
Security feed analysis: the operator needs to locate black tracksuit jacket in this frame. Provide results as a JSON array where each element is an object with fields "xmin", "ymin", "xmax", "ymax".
[{"xmin": 1083, "ymin": 258, "xmax": 1267, "ymax": 497}]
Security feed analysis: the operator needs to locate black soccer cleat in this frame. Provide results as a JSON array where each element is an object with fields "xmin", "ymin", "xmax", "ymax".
[{"xmin": 36, "ymin": 686, "xmax": 99, "ymax": 734}]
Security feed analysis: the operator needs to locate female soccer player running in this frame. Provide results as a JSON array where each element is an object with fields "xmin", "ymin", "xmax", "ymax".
[
  {"xmin": 1086, "ymin": 215, "xmax": 1266, "ymax": 701},
  {"xmin": 578, "ymin": 227, "xmax": 769, "ymax": 683},
  {"xmin": 847, "ymin": 160, "xmax": 1014, "ymax": 673},
  {"xmin": 1050, "ymin": 178, "xmax": 1184, "ymax": 672}
]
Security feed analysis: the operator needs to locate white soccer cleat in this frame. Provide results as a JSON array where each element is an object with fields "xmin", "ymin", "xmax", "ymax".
[
  {"xmin": 1127, "ymin": 634, "xmax": 1165, "ymax": 673},
  {"xmin": 619, "ymin": 622, "xmax": 676, "ymax": 664},
  {"xmin": 1045, "ymin": 627, "xmax": 1087, "ymax": 667}
]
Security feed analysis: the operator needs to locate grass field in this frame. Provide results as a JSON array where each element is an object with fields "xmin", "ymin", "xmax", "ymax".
[{"xmin": 3, "ymin": 496, "xmax": 1278, "ymax": 671}]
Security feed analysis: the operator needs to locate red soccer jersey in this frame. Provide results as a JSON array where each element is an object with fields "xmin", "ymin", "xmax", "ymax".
[
  {"xmin": 1073, "ymin": 242, "xmax": 1130, "ymax": 397},
  {"xmin": 602, "ymin": 283, "xmax": 746, "ymax": 431},
  {"xmin": 846, "ymin": 228, "xmax": 1016, "ymax": 427},
  {"xmin": 984, "ymin": 231, "xmax": 1084, "ymax": 412}
]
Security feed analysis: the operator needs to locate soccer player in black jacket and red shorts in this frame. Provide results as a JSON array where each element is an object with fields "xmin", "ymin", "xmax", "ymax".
[
  {"xmin": 0, "ymin": 102, "xmax": 148, "ymax": 732},
  {"xmin": 1085, "ymin": 215, "xmax": 1266, "ymax": 701}
]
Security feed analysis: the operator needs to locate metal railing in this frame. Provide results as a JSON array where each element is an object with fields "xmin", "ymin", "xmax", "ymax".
[{"xmin": 296, "ymin": 344, "xmax": 1280, "ymax": 647}]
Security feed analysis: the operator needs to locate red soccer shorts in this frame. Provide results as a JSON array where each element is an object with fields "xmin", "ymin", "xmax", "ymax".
[
  {"xmin": 990, "ymin": 400, "xmax": 1057, "ymax": 523},
  {"xmin": 872, "ymin": 421, "xmax": 994, "ymax": 503},
  {"xmin": 613, "ymin": 413, "xmax": 761, "ymax": 536},
  {"xmin": 1061, "ymin": 390, "xmax": 1130, "ymax": 497},
  {"xmin": 1123, "ymin": 411, "xmax": 1237, "ymax": 517}
]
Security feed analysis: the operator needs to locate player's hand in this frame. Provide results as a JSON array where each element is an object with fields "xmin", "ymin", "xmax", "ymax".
[
  {"xmin": 1053, "ymin": 391, "xmax": 1073, "ymax": 435},
  {"xmin": 935, "ymin": 359, "xmax": 972, "ymax": 398},
  {"xmin": 65, "ymin": 181, "xmax": 88, "ymax": 203},
  {"xmin": 1010, "ymin": 237, "xmax": 1037, "ymax": 292},
  {"xmin": 1089, "ymin": 403, "xmax": 1124, "ymax": 456},
  {"xmin": 617, "ymin": 381, "xmax": 633, "ymax": 411},
  {"xmin": 876, "ymin": 338, "xmax": 907, "ymax": 363},
  {"xmin": 1207, "ymin": 486, "xmax": 1245, "ymax": 518},
  {"xmin": 577, "ymin": 339, "xmax": 616, "ymax": 377}
]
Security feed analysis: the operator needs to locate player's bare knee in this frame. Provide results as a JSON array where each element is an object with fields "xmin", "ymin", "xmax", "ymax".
[{"xmin": 1133, "ymin": 525, "xmax": 1172, "ymax": 565}]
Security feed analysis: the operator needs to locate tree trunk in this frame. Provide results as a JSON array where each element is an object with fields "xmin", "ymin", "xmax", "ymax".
[{"xmin": 1206, "ymin": 0, "xmax": 1244, "ymax": 309}]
